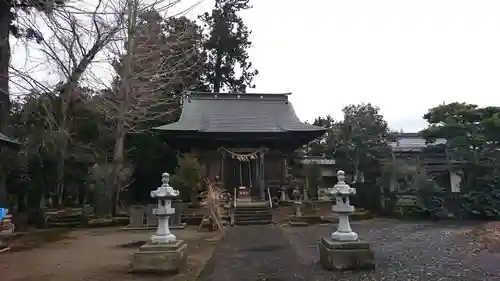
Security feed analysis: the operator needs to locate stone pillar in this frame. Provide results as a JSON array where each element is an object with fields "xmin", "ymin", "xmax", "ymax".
[
  {"xmin": 132, "ymin": 172, "xmax": 187, "ymax": 273},
  {"xmin": 318, "ymin": 170, "xmax": 374, "ymax": 271}
]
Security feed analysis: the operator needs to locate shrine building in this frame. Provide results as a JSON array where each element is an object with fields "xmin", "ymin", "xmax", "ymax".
[{"xmin": 154, "ymin": 92, "xmax": 326, "ymax": 201}]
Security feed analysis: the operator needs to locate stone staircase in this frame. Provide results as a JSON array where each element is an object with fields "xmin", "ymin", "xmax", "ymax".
[{"xmin": 234, "ymin": 201, "xmax": 273, "ymax": 225}]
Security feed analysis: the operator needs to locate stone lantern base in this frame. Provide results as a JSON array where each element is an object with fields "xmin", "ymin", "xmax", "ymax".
[
  {"xmin": 131, "ymin": 240, "xmax": 187, "ymax": 273},
  {"xmin": 318, "ymin": 237, "xmax": 374, "ymax": 271}
]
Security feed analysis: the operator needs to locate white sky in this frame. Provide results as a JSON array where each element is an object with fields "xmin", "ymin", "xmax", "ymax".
[
  {"xmin": 12, "ymin": 0, "xmax": 500, "ymax": 132},
  {"xmin": 185, "ymin": 0, "xmax": 500, "ymax": 132}
]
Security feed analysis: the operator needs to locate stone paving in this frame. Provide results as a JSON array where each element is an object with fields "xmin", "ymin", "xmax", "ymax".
[{"xmin": 197, "ymin": 225, "xmax": 311, "ymax": 281}]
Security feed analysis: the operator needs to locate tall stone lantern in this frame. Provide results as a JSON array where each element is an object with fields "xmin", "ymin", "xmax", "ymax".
[
  {"xmin": 318, "ymin": 170, "xmax": 374, "ymax": 271},
  {"xmin": 330, "ymin": 170, "xmax": 358, "ymax": 241},
  {"xmin": 150, "ymin": 172, "xmax": 179, "ymax": 243},
  {"xmin": 292, "ymin": 184, "xmax": 302, "ymax": 218},
  {"xmin": 132, "ymin": 172, "xmax": 187, "ymax": 273}
]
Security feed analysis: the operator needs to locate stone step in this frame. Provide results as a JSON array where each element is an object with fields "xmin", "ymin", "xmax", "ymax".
[
  {"xmin": 234, "ymin": 219, "xmax": 273, "ymax": 225},
  {"xmin": 234, "ymin": 211, "xmax": 272, "ymax": 217},
  {"xmin": 233, "ymin": 202, "xmax": 272, "ymax": 226},
  {"xmin": 235, "ymin": 201, "xmax": 269, "ymax": 208},
  {"xmin": 234, "ymin": 209, "xmax": 271, "ymax": 215},
  {"xmin": 235, "ymin": 206, "xmax": 270, "ymax": 210},
  {"xmin": 234, "ymin": 214, "xmax": 272, "ymax": 221}
]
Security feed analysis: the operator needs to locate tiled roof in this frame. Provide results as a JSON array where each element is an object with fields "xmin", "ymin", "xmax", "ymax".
[
  {"xmin": 154, "ymin": 92, "xmax": 326, "ymax": 133},
  {"xmin": 390, "ymin": 134, "xmax": 446, "ymax": 152}
]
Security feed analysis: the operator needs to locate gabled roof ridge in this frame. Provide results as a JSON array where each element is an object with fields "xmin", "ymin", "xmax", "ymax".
[{"xmin": 188, "ymin": 91, "xmax": 291, "ymax": 101}]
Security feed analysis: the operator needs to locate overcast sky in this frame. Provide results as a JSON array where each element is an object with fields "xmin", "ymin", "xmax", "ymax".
[
  {"xmin": 183, "ymin": 0, "xmax": 500, "ymax": 132},
  {"xmin": 12, "ymin": 0, "xmax": 500, "ymax": 132}
]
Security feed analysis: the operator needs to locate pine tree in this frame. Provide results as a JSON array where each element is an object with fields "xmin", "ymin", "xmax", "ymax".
[{"xmin": 199, "ymin": 0, "xmax": 258, "ymax": 93}]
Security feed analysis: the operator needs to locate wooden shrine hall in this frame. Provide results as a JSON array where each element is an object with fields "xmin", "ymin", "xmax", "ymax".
[{"xmin": 154, "ymin": 92, "xmax": 326, "ymax": 200}]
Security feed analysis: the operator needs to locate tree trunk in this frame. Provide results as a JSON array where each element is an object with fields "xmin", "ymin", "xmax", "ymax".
[
  {"xmin": 0, "ymin": 5, "xmax": 11, "ymax": 126},
  {"xmin": 107, "ymin": 0, "xmax": 137, "ymax": 216},
  {"xmin": 110, "ymin": 129, "xmax": 125, "ymax": 216},
  {"xmin": 55, "ymin": 114, "xmax": 68, "ymax": 207},
  {"xmin": 213, "ymin": 48, "xmax": 223, "ymax": 93},
  {"xmin": 0, "ymin": 158, "xmax": 8, "ymax": 249},
  {"xmin": 0, "ymin": 5, "xmax": 12, "ymax": 251},
  {"xmin": 0, "ymin": 162, "xmax": 7, "ymax": 210},
  {"xmin": 55, "ymin": 153, "xmax": 66, "ymax": 207}
]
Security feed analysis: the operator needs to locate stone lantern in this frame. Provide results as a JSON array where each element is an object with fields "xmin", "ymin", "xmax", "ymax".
[
  {"xmin": 292, "ymin": 184, "xmax": 302, "ymax": 201},
  {"xmin": 280, "ymin": 185, "xmax": 288, "ymax": 201},
  {"xmin": 318, "ymin": 170, "xmax": 374, "ymax": 271},
  {"xmin": 292, "ymin": 184, "xmax": 302, "ymax": 218},
  {"xmin": 150, "ymin": 172, "xmax": 179, "ymax": 243},
  {"xmin": 329, "ymin": 170, "xmax": 358, "ymax": 241},
  {"xmin": 132, "ymin": 172, "xmax": 187, "ymax": 273}
]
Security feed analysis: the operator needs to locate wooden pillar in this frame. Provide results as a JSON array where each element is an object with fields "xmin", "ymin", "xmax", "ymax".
[
  {"xmin": 220, "ymin": 150, "xmax": 225, "ymax": 180},
  {"xmin": 280, "ymin": 154, "xmax": 284, "ymax": 193},
  {"xmin": 259, "ymin": 147, "xmax": 266, "ymax": 200},
  {"xmin": 252, "ymin": 156, "xmax": 261, "ymax": 196}
]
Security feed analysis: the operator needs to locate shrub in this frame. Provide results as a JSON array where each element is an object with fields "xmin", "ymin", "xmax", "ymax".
[{"xmin": 170, "ymin": 153, "xmax": 204, "ymax": 203}]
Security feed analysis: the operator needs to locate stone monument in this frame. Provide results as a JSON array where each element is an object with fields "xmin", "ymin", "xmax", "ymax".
[
  {"xmin": 170, "ymin": 200, "xmax": 186, "ymax": 229},
  {"xmin": 318, "ymin": 170, "xmax": 374, "ymax": 271},
  {"xmin": 126, "ymin": 205, "xmax": 147, "ymax": 229},
  {"xmin": 131, "ymin": 172, "xmax": 187, "ymax": 273}
]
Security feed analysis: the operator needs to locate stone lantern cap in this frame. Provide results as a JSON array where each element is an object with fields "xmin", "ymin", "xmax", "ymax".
[
  {"xmin": 329, "ymin": 170, "xmax": 356, "ymax": 196},
  {"xmin": 150, "ymin": 173, "xmax": 180, "ymax": 199}
]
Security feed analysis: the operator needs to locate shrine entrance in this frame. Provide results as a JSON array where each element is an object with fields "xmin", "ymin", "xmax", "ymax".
[{"xmin": 221, "ymin": 148, "xmax": 263, "ymax": 199}]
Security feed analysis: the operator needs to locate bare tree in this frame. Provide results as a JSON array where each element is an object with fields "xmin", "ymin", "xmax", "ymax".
[
  {"xmin": 10, "ymin": 0, "xmax": 126, "ymax": 206},
  {"xmin": 98, "ymin": 0, "xmax": 205, "ymax": 214}
]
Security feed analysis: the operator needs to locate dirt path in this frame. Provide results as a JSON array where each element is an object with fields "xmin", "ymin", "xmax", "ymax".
[
  {"xmin": 197, "ymin": 225, "xmax": 311, "ymax": 281},
  {"xmin": 1, "ymin": 227, "xmax": 222, "ymax": 281}
]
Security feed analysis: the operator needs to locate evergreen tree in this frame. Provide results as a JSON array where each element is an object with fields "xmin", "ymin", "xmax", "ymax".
[{"xmin": 199, "ymin": 0, "xmax": 258, "ymax": 93}]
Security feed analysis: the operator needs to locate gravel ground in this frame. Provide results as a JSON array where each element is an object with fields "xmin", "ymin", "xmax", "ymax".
[
  {"xmin": 283, "ymin": 219, "xmax": 500, "ymax": 281},
  {"xmin": 197, "ymin": 225, "xmax": 311, "ymax": 281}
]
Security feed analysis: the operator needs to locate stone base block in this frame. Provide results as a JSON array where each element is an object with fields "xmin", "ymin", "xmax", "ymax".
[
  {"xmin": 131, "ymin": 240, "xmax": 187, "ymax": 273},
  {"xmin": 318, "ymin": 236, "xmax": 374, "ymax": 271}
]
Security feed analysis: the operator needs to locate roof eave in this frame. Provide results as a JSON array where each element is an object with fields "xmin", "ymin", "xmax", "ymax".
[{"xmin": 0, "ymin": 133, "xmax": 21, "ymax": 148}]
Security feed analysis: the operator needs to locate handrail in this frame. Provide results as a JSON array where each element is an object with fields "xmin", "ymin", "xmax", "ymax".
[
  {"xmin": 267, "ymin": 187, "xmax": 272, "ymax": 208},
  {"xmin": 233, "ymin": 187, "xmax": 237, "ymax": 208}
]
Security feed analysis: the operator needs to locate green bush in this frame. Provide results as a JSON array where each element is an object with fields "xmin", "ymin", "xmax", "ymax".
[
  {"xmin": 458, "ymin": 175, "xmax": 500, "ymax": 220},
  {"xmin": 170, "ymin": 153, "xmax": 204, "ymax": 203}
]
